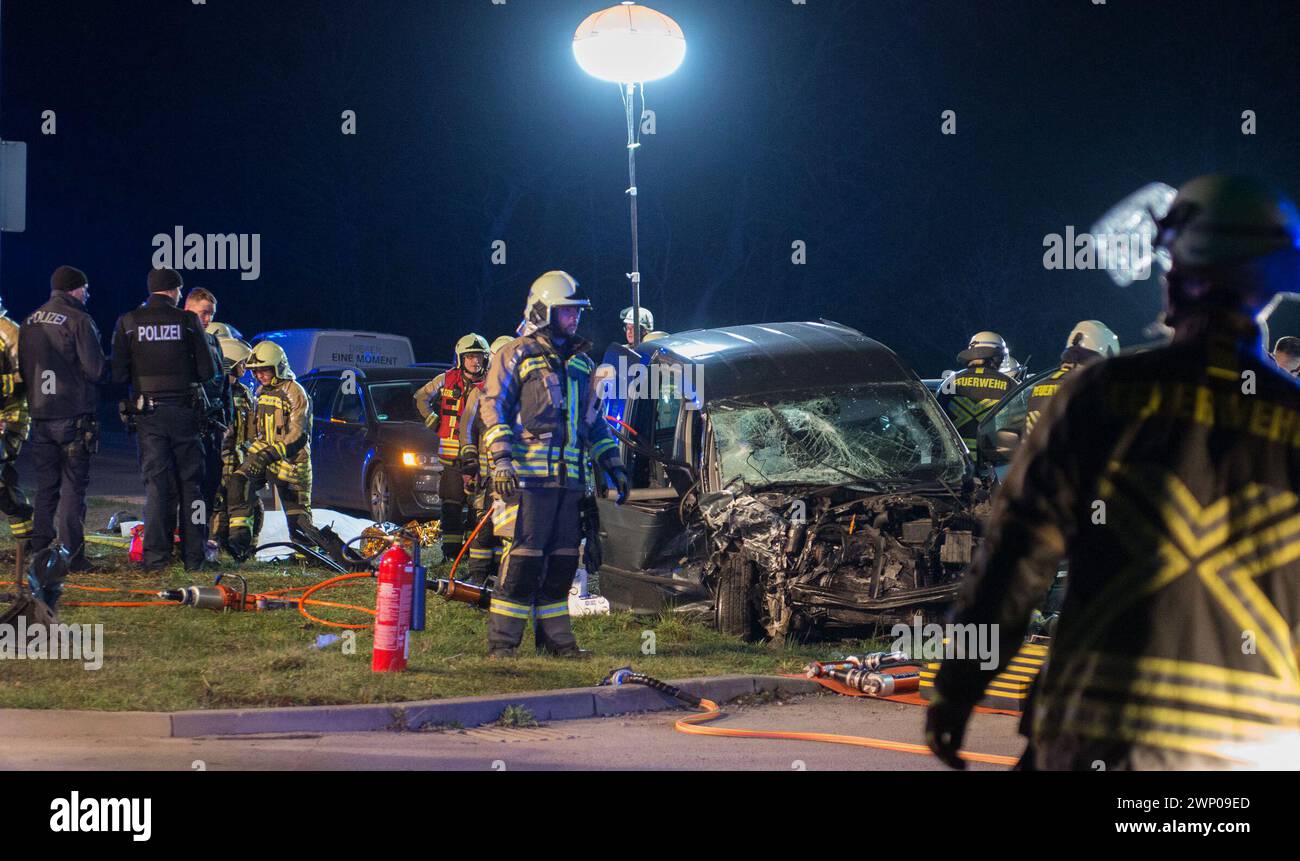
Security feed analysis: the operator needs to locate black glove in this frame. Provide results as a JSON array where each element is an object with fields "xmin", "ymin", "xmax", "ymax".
[
  {"xmin": 924, "ymin": 695, "xmax": 973, "ymax": 770},
  {"xmin": 607, "ymin": 465, "xmax": 629, "ymax": 505},
  {"xmin": 492, "ymin": 457, "xmax": 519, "ymax": 499}
]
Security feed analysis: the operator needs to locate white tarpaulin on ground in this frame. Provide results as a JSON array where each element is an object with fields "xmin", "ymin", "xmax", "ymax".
[{"xmin": 255, "ymin": 509, "xmax": 376, "ymax": 562}]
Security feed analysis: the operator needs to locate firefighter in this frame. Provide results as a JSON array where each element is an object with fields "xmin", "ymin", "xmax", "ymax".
[
  {"xmin": 0, "ymin": 295, "xmax": 33, "ymax": 555},
  {"xmin": 112, "ymin": 268, "xmax": 217, "ymax": 571},
  {"xmin": 19, "ymin": 267, "xmax": 108, "ymax": 573},
  {"xmin": 927, "ymin": 174, "xmax": 1300, "ymax": 771},
  {"xmin": 226, "ymin": 341, "xmax": 349, "ymax": 563},
  {"xmin": 621, "ymin": 306, "xmax": 654, "ymax": 346},
  {"xmin": 183, "ymin": 287, "xmax": 230, "ymax": 560},
  {"xmin": 1023, "ymin": 321, "xmax": 1119, "ymax": 435},
  {"xmin": 413, "ymin": 333, "xmax": 489, "ymax": 559},
  {"xmin": 458, "ymin": 335, "xmax": 515, "ymax": 585},
  {"xmin": 480, "ymin": 271, "xmax": 628, "ymax": 657},
  {"xmin": 937, "ymin": 331, "xmax": 1016, "ymax": 449},
  {"xmin": 209, "ymin": 338, "xmax": 255, "ymax": 554}
]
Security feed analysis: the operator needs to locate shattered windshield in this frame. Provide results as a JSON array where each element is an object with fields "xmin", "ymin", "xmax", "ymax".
[{"xmin": 711, "ymin": 383, "xmax": 966, "ymax": 487}]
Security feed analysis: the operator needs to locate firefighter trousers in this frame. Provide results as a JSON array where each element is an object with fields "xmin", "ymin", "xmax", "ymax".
[
  {"xmin": 488, "ymin": 487, "xmax": 580, "ymax": 655},
  {"xmin": 0, "ymin": 423, "xmax": 33, "ymax": 550},
  {"xmin": 439, "ymin": 460, "xmax": 467, "ymax": 557}
]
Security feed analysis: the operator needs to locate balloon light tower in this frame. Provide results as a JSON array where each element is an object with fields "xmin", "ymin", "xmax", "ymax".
[{"xmin": 573, "ymin": 2, "xmax": 686, "ymax": 346}]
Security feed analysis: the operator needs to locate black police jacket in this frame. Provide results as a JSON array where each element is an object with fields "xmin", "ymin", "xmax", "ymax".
[
  {"xmin": 18, "ymin": 291, "xmax": 108, "ymax": 419},
  {"xmin": 111, "ymin": 294, "xmax": 217, "ymax": 397}
]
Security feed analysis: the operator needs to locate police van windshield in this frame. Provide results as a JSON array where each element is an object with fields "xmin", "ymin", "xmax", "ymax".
[
  {"xmin": 369, "ymin": 381, "xmax": 424, "ymax": 423},
  {"xmin": 712, "ymin": 382, "xmax": 967, "ymax": 488}
]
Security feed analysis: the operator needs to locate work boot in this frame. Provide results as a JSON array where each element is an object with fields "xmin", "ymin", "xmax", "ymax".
[
  {"xmin": 226, "ymin": 527, "xmax": 253, "ymax": 562},
  {"xmin": 535, "ymin": 610, "xmax": 580, "ymax": 656},
  {"xmin": 487, "ymin": 606, "xmax": 529, "ymax": 656}
]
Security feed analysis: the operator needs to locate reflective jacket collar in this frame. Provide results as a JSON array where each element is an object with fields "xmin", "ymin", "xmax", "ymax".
[{"xmin": 533, "ymin": 328, "xmax": 591, "ymax": 362}]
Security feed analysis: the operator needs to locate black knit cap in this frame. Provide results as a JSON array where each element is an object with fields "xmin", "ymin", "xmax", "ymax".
[
  {"xmin": 51, "ymin": 265, "xmax": 88, "ymax": 292},
  {"xmin": 148, "ymin": 266, "xmax": 184, "ymax": 293}
]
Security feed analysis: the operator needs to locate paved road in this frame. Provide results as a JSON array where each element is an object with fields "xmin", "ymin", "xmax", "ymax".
[{"xmin": 1, "ymin": 694, "xmax": 1025, "ymax": 771}]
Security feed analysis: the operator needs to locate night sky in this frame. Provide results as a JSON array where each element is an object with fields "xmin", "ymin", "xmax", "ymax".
[{"xmin": 3, "ymin": 0, "xmax": 1299, "ymax": 375}]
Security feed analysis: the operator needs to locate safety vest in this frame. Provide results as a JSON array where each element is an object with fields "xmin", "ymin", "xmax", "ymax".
[{"xmin": 436, "ymin": 367, "xmax": 483, "ymax": 461}]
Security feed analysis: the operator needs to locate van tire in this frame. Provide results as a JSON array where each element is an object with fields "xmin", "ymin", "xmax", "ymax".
[{"xmin": 717, "ymin": 554, "xmax": 761, "ymax": 641}]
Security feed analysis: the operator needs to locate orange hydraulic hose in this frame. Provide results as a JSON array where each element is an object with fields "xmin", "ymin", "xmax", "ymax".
[
  {"xmin": 295, "ymin": 573, "xmax": 375, "ymax": 630},
  {"xmin": 673, "ymin": 698, "xmax": 1019, "ymax": 767},
  {"xmin": 448, "ymin": 510, "xmax": 493, "ymax": 582}
]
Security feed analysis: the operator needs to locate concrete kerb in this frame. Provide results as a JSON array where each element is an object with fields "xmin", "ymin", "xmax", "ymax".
[{"xmin": 165, "ymin": 674, "xmax": 821, "ymax": 737}]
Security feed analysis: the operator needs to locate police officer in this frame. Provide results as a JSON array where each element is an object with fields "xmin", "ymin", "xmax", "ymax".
[
  {"xmin": 927, "ymin": 175, "xmax": 1300, "ymax": 770},
  {"xmin": 183, "ymin": 288, "xmax": 230, "ymax": 558},
  {"xmin": 621, "ymin": 306, "xmax": 654, "ymax": 346},
  {"xmin": 480, "ymin": 271, "xmax": 628, "ymax": 657},
  {"xmin": 18, "ymin": 266, "xmax": 107, "ymax": 572},
  {"xmin": 458, "ymin": 335, "xmax": 514, "ymax": 585},
  {"xmin": 1023, "ymin": 320, "xmax": 1119, "ymax": 436},
  {"xmin": 937, "ymin": 331, "xmax": 1016, "ymax": 450},
  {"xmin": 0, "ymin": 295, "xmax": 33, "ymax": 555},
  {"xmin": 414, "ymin": 334, "xmax": 489, "ymax": 559},
  {"xmin": 111, "ymin": 268, "xmax": 217, "ymax": 571}
]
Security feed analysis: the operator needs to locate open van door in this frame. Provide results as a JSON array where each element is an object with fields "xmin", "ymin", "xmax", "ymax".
[{"xmin": 594, "ymin": 347, "xmax": 705, "ymax": 612}]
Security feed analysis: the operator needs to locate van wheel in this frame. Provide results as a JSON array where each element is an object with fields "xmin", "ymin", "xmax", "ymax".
[
  {"xmin": 369, "ymin": 465, "xmax": 394, "ymax": 523},
  {"xmin": 717, "ymin": 555, "xmax": 761, "ymax": 641}
]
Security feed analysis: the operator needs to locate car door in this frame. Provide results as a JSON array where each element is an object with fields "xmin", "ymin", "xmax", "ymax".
[
  {"xmin": 330, "ymin": 382, "xmax": 372, "ymax": 511},
  {"xmin": 307, "ymin": 376, "xmax": 341, "ymax": 505},
  {"xmin": 974, "ymin": 368, "xmax": 1056, "ymax": 481}
]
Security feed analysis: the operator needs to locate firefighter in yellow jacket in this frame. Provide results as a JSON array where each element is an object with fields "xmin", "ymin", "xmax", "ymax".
[
  {"xmin": 414, "ymin": 334, "xmax": 489, "ymax": 558},
  {"xmin": 0, "ymin": 298, "xmax": 33, "ymax": 553},
  {"xmin": 1024, "ymin": 321, "xmax": 1120, "ymax": 436},
  {"xmin": 928, "ymin": 175, "xmax": 1300, "ymax": 770},
  {"xmin": 937, "ymin": 331, "xmax": 1016, "ymax": 450},
  {"xmin": 226, "ymin": 341, "xmax": 347, "ymax": 562},
  {"xmin": 479, "ymin": 272, "xmax": 628, "ymax": 657},
  {"xmin": 210, "ymin": 338, "xmax": 255, "ymax": 554},
  {"xmin": 458, "ymin": 335, "xmax": 514, "ymax": 585}
]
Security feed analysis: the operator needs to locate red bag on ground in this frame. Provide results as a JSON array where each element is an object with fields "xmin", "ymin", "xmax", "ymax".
[{"xmin": 129, "ymin": 524, "xmax": 145, "ymax": 563}]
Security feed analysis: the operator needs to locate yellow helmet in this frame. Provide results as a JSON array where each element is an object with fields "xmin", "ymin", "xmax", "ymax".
[
  {"xmin": 489, "ymin": 335, "xmax": 513, "ymax": 355},
  {"xmin": 218, "ymin": 338, "xmax": 253, "ymax": 375},
  {"xmin": 246, "ymin": 340, "xmax": 294, "ymax": 381},
  {"xmin": 454, "ymin": 334, "xmax": 490, "ymax": 365}
]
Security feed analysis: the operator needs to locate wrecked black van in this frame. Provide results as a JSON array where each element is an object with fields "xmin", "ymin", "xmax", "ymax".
[{"xmin": 594, "ymin": 321, "xmax": 992, "ymax": 642}]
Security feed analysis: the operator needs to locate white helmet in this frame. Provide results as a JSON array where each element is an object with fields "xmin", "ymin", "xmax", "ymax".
[
  {"xmin": 1066, "ymin": 320, "xmax": 1120, "ymax": 358},
  {"xmin": 218, "ymin": 338, "xmax": 253, "ymax": 375},
  {"xmin": 523, "ymin": 271, "xmax": 591, "ymax": 328},
  {"xmin": 245, "ymin": 340, "xmax": 294, "ymax": 381},
  {"xmin": 968, "ymin": 331, "xmax": 1007, "ymax": 353},
  {"xmin": 620, "ymin": 306, "xmax": 655, "ymax": 331},
  {"xmin": 489, "ymin": 335, "xmax": 513, "ymax": 355}
]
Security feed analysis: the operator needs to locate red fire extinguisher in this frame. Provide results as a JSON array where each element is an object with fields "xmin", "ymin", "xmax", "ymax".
[{"xmin": 372, "ymin": 542, "xmax": 414, "ymax": 672}]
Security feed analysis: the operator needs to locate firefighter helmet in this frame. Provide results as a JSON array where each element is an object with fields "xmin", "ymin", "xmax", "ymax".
[
  {"xmin": 1156, "ymin": 174, "xmax": 1300, "ymax": 269},
  {"xmin": 620, "ymin": 306, "xmax": 655, "ymax": 331},
  {"xmin": 245, "ymin": 340, "xmax": 294, "ymax": 380},
  {"xmin": 959, "ymin": 331, "xmax": 1008, "ymax": 368},
  {"xmin": 524, "ymin": 271, "xmax": 591, "ymax": 328},
  {"xmin": 206, "ymin": 320, "xmax": 244, "ymax": 340},
  {"xmin": 1066, "ymin": 320, "xmax": 1120, "ymax": 358},
  {"xmin": 218, "ymin": 338, "xmax": 253, "ymax": 375},
  {"xmin": 489, "ymin": 335, "xmax": 513, "ymax": 354},
  {"xmin": 454, "ymin": 334, "xmax": 490, "ymax": 365}
]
